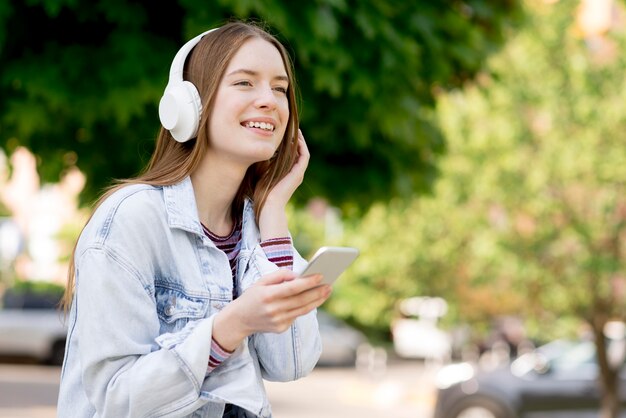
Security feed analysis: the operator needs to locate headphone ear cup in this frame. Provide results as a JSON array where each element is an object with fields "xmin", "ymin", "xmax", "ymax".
[{"xmin": 158, "ymin": 80, "xmax": 202, "ymax": 142}]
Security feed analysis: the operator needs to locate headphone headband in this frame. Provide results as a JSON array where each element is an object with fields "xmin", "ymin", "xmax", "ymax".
[
  {"xmin": 159, "ymin": 27, "xmax": 219, "ymax": 142},
  {"xmin": 166, "ymin": 28, "xmax": 218, "ymax": 88}
]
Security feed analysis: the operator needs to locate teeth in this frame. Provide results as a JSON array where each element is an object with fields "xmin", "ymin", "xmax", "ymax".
[{"xmin": 246, "ymin": 121, "xmax": 275, "ymax": 131}]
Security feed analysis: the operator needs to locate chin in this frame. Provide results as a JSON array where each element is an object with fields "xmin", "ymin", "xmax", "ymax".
[
  {"xmin": 253, "ymin": 154, "xmax": 277, "ymax": 165},
  {"xmin": 253, "ymin": 145, "xmax": 280, "ymax": 162}
]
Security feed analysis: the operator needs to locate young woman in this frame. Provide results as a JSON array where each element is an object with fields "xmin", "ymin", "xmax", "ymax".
[{"xmin": 57, "ymin": 21, "xmax": 331, "ymax": 418}]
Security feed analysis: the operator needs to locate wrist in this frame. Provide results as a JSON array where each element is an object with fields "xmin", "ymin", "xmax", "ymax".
[
  {"xmin": 259, "ymin": 203, "xmax": 288, "ymax": 241},
  {"xmin": 260, "ymin": 199, "xmax": 286, "ymax": 218},
  {"xmin": 212, "ymin": 304, "xmax": 250, "ymax": 352}
]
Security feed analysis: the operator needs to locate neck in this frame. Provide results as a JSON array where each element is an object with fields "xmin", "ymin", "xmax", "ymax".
[{"xmin": 190, "ymin": 152, "xmax": 248, "ymax": 236}]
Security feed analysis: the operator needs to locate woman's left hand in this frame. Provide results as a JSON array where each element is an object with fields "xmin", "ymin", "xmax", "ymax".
[
  {"xmin": 258, "ymin": 129, "xmax": 309, "ymax": 240},
  {"xmin": 265, "ymin": 129, "xmax": 309, "ymax": 207}
]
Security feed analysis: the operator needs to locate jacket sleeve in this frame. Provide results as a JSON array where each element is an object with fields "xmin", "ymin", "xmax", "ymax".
[
  {"xmin": 240, "ymin": 244, "xmax": 322, "ymax": 382},
  {"xmin": 72, "ymin": 245, "xmax": 216, "ymax": 417}
]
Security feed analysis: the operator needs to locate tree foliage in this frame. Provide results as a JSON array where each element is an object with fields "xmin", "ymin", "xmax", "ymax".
[
  {"xmin": 0, "ymin": 0, "xmax": 520, "ymax": 207},
  {"xmin": 328, "ymin": 1, "xmax": 625, "ymax": 414}
]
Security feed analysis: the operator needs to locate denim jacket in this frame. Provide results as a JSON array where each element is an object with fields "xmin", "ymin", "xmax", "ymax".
[{"xmin": 57, "ymin": 177, "xmax": 322, "ymax": 418}]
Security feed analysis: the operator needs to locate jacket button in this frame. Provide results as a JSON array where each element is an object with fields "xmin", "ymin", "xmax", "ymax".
[{"xmin": 164, "ymin": 304, "xmax": 175, "ymax": 316}]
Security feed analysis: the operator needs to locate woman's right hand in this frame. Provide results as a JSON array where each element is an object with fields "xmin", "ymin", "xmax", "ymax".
[{"xmin": 212, "ymin": 269, "xmax": 331, "ymax": 351}]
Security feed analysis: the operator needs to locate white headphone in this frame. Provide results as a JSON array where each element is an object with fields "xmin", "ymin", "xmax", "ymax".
[{"xmin": 158, "ymin": 28, "xmax": 219, "ymax": 142}]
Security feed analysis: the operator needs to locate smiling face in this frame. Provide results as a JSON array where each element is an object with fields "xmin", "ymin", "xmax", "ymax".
[{"xmin": 208, "ymin": 37, "xmax": 290, "ymax": 166}]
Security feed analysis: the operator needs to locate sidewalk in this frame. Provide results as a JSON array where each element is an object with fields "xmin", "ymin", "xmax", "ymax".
[
  {"xmin": 266, "ymin": 359, "xmax": 437, "ymax": 418},
  {"xmin": 0, "ymin": 358, "xmax": 437, "ymax": 418}
]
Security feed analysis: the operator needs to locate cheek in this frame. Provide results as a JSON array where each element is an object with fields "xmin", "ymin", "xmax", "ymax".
[{"xmin": 277, "ymin": 119, "xmax": 289, "ymax": 139}]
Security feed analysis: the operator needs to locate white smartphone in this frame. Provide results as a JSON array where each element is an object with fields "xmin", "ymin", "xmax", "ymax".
[{"xmin": 297, "ymin": 246, "xmax": 360, "ymax": 286}]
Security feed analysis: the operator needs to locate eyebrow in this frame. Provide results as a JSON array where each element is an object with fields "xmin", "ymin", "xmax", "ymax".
[{"xmin": 226, "ymin": 68, "xmax": 289, "ymax": 83}]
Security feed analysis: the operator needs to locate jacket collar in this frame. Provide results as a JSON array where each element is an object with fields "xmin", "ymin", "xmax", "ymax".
[
  {"xmin": 163, "ymin": 176, "xmax": 203, "ymax": 235},
  {"xmin": 163, "ymin": 176, "xmax": 258, "ymax": 243}
]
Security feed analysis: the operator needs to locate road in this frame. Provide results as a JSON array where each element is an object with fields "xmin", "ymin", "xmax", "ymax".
[{"xmin": 0, "ymin": 359, "xmax": 437, "ymax": 418}]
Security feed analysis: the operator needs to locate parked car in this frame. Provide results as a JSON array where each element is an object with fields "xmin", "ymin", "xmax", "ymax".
[
  {"xmin": 0, "ymin": 287, "xmax": 67, "ymax": 365},
  {"xmin": 316, "ymin": 310, "xmax": 369, "ymax": 367},
  {"xmin": 433, "ymin": 336, "xmax": 626, "ymax": 418},
  {"xmin": 391, "ymin": 297, "xmax": 452, "ymax": 364},
  {"xmin": 392, "ymin": 317, "xmax": 451, "ymax": 363}
]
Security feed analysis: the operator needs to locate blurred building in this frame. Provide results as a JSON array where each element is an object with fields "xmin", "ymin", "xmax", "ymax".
[{"xmin": 0, "ymin": 147, "xmax": 85, "ymax": 285}]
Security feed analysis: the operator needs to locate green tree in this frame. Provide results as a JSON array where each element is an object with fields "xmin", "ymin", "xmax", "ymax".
[
  {"xmin": 332, "ymin": 1, "xmax": 626, "ymax": 416},
  {"xmin": 475, "ymin": 2, "xmax": 626, "ymax": 415},
  {"xmin": 0, "ymin": 0, "xmax": 521, "ymax": 207}
]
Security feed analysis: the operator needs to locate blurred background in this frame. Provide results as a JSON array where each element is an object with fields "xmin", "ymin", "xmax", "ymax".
[{"xmin": 0, "ymin": 0, "xmax": 625, "ymax": 417}]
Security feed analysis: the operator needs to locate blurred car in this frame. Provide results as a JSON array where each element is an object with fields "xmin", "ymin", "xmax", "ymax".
[
  {"xmin": 433, "ymin": 337, "xmax": 626, "ymax": 418},
  {"xmin": 392, "ymin": 318, "xmax": 451, "ymax": 363},
  {"xmin": 0, "ymin": 287, "xmax": 67, "ymax": 365},
  {"xmin": 316, "ymin": 310, "xmax": 369, "ymax": 367},
  {"xmin": 391, "ymin": 297, "xmax": 452, "ymax": 364}
]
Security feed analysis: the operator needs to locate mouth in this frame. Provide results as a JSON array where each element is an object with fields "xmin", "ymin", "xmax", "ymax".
[{"xmin": 242, "ymin": 120, "xmax": 276, "ymax": 132}]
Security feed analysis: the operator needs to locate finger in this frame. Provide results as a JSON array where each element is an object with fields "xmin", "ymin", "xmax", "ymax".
[
  {"xmin": 277, "ymin": 281, "xmax": 331, "ymax": 312},
  {"xmin": 266, "ymin": 285, "xmax": 331, "ymax": 330},
  {"xmin": 256, "ymin": 269, "xmax": 297, "ymax": 286},
  {"xmin": 291, "ymin": 140, "xmax": 309, "ymax": 174},
  {"xmin": 260, "ymin": 284, "xmax": 332, "ymax": 333},
  {"xmin": 296, "ymin": 129, "xmax": 309, "ymax": 155},
  {"xmin": 285, "ymin": 285, "xmax": 332, "ymax": 318},
  {"xmin": 297, "ymin": 134, "xmax": 310, "ymax": 159},
  {"xmin": 272, "ymin": 274, "xmax": 324, "ymax": 298}
]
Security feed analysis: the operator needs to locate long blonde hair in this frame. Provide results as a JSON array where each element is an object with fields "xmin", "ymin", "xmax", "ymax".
[{"xmin": 61, "ymin": 21, "xmax": 300, "ymax": 311}]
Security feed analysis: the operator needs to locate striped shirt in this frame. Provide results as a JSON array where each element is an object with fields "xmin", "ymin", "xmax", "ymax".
[
  {"xmin": 202, "ymin": 219, "xmax": 294, "ymax": 373},
  {"xmin": 260, "ymin": 237, "xmax": 294, "ymax": 268},
  {"xmin": 201, "ymin": 221, "xmax": 242, "ymax": 281}
]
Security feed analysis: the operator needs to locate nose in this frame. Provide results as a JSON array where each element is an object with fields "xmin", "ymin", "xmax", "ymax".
[{"xmin": 254, "ymin": 84, "xmax": 278, "ymax": 110}]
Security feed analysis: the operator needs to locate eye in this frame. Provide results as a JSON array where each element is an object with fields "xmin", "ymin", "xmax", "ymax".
[
  {"xmin": 273, "ymin": 86, "xmax": 288, "ymax": 94},
  {"xmin": 234, "ymin": 80, "xmax": 252, "ymax": 87}
]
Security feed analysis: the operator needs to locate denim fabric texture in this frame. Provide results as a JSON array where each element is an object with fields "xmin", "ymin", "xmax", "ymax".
[{"xmin": 57, "ymin": 176, "xmax": 322, "ymax": 417}]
